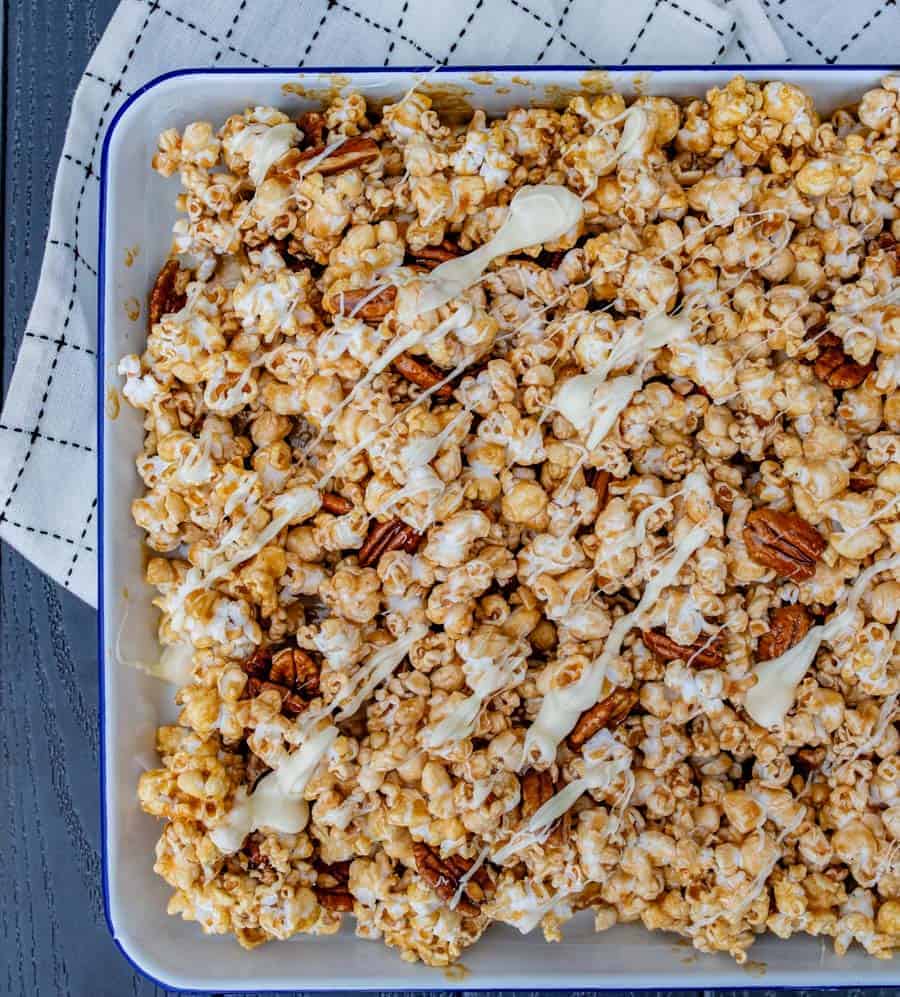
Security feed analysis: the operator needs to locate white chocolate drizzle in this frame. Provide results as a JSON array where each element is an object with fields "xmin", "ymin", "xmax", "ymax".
[
  {"xmin": 422, "ymin": 637, "xmax": 528, "ymax": 747},
  {"xmin": 551, "ymin": 314, "xmax": 690, "ymax": 451},
  {"xmin": 399, "ymin": 184, "xmax": 584, "ymax": 320},
  {"xmin": 209, "ymin": 773, "xmax": 310, "ymax": 854},
  {"xmin": 493, "ymin": 730, "xmax": 633, "ymax": 864},
  {"xmin": 247, "ymin": 122, "xmax": 301, "ymax": 187},
  {"xmin": 523, "ymin": 522, "xmax": 709, "ymax": 766},
  {"xmin": 210, "ymin": 623, "xmax": 427, "ymax": 855},
  {"xmin": 744, "ymin": 553, "xmax": 900, "ymax": 729}
]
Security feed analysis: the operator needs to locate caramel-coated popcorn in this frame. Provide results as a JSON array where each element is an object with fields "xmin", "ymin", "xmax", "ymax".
[{"xmin": 125, "ymin": 76, "xmax": 900, "ymax": 967}]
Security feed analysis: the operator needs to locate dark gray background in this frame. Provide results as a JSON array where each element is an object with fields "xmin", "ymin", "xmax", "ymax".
[{"xmin": 0, "ymin": 2, "xmax": 894, "ymax": 996}]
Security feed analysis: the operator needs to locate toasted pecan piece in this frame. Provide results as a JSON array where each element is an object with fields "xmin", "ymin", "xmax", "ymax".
[
  {"xmin": 316, "ymin": 888, "xmax": 354, "ymax": 912},
  {"xmin": 641, "ymin": 629, "xmax": 725, "ymax": 669},
  {"xmin": 743, "ymin": 508, "xmax": 825, "ymax": 581},
  {"xmin": 321, "ymin": 492, "xmax": 353, "ymax": 515},
  {"xmin": 392, "ymin": 352, "xmax": 454, "ymax": 398},
  {"xmin": 521, "ymin": 769, "xmax": 563, "ymax": 844},
  {"xmin": 323, "ymin": 284, "xmax": 397, "ymax": 321},
  {"xmin": 148, "ymin": 259, "xmax": 186, "ymax": 328},
  {"xmin": 358, "ymin": 518, "xmax": 423, "ymax": 567},
  {"xmin": 520, "ymin": 769, "xmax": 555, "ymax": 820},
  {"xmin": 297, "ymin": 110, "xmax": 325, "ymax": 148},
  {"xmin": 568, "ymin": 687, "xmax": 639, "ymax": 750},
  {"xmin": 241, "ymin": 646, "xmax": 319, "ymax": 717},
  {"xmin": 849, "ymin": 475, "xmax": 875, "ymax": 492},
  {"xmin": 315, "ymin": 860, "xmax": 354, "ymax": 910},
  {"xmin": 813, "ymin": 345, "xmax": 872, "ymax": 389},
  {"xmin": 758, "ymin": 604, "xmax": 812, "ymax": 661},
  {"xmin": 413, "ymin": 843, "xmax": 484, "ymax": 916},
  {"xmin": 590, "ymin": 470, "xmax": 611, "ymax": 512},
  {"xmin": 410, "ymin": 239, "xmax": 461, "ymax": 269},
  {"xmin": 294, "ymin": 136, "xmax": 380, "ymax": 176}
]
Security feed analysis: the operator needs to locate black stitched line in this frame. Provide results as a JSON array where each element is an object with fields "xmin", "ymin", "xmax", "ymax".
[
  {"xmin": 3, "ymin": 518, "xmax": 95, "ymax": 552},
  {"xmin": 385, "ymin": 0, "xmax": 411, "ymax": 66},
  {"xmin": 507, "ymin": 0, "xmax": 596, "ymax": 62},
  {"xmin": 332, "ymin": 2, "xmax": 439, "ymax": 61},
  {"xmin": 64, "ymin": 497, "xmax": 98, "ymax": 587},
  {"xmin": 63, "ymin": 153, "xmax": 100, "ymax": 179},
  {"xmin": 0, "ymin": 425, "xmax": 95, "ymax": 453},
  {"xmin": 213, "ymin": 0, "xmax": 249, "ymax": 64},
  {"xmin": 759, "ymin": 0, "xmax": 825, "ymax": 57},
  {"xmin": 626, "ymin": 0, "xmax": 663, "ymax": 58},
  {"xmin": 301, "ymin": 0, "xmax": 336, "ymax": 64},
  {"xmin": 48, "ymin": 240, "xmax": 98, "ymax": 277},
  {"xmin": 833, "ymin": 0, "xmax": 896, "ymax": 59},
  {"xmin": 0, "ymin": 4, "xmax": 157, "ymax": 524},
  {"xmin": 536, "ymin": 0, "xmax": 573, "ymax": 63},
  {"xmin": 24, "ymin": 332, "xmax": 96, "ymax": 356},
  {"xmin": 143, "ymin": 0, "xmax": 267, "ymax": 65},
  {"xmin": 736, "ymin": 37, "xmax": 753, "ymax": 63},
  {"xmin": 83, "ymin": 70, "xmax": 136, "ymax": 98},
  {"xmin": 447, "ymin": 0, "xmax": 485, "ymax": 58},
  {"xmin": 715, "ymin": 19, "xmax": 737, "ymax": 60},
  {"xmin": 665, "ymin": 0, "xmax": 725, "ymax": 36}
]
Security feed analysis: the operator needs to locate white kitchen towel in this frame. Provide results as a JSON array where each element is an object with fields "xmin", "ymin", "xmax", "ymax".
[{"xmin": 0, "ymin": 0, "xmax": 896, "ymax": 606}]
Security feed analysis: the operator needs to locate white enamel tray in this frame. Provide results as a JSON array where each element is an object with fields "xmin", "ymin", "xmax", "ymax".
[{"xmin": 99, "ymin": 65, "xmax": 899, "ymax": 992}]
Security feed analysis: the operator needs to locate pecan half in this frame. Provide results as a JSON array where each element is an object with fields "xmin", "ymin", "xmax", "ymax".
[
  {"xmin": 297, "ymin": 110, "xmax": 325, "ymax": 148},
  {"xmin": 521, "ymin": 769, "xmax": 554, "ymax": 820},
  {"xmin": 413, "ymin": 843, "xmax": 484, "ymax": 916},
  {"xmin": 568, "ymin": 687, "xmax": 639, "ymax": 750},
  {"xmin": 242, "ymin": 645, "xmax": 273, "ymax": 679},
  {"xmin": 294, "ymin": 136, "xmax": 380, "ymax": 176},
  {"xmin": 410, "ymin": 239, "xmax": 461, "ymax": 269},
  {"xmin": 321, "ymin": 492, "xmax": 353, "ymax": 515},
  {"xmin": 148, "ymin": 259, "xmax": 186, "ymax": 328},
  {"xmin": 813, "ymin": 345, "xmax": 872, "ymax": 389},
  {"xmin": 392, "ymin": 352, "xmax": 454, "ymax": 398},
  {"xmin": 743, "ymin": 508, "xmax": 826, "ymax": 581},
  {"xmin": 849, "ymin": 475, "xmax": 875, "ymax": 492},
  {"xmin": 358, "ymin": 518, "xmax": 423, "ymax": 567},
  {"xmin": 269, "ymin": 647, "xmax": 319, "ymax": 695},
  {"xmin": 641, "ymin": 629, "xmax": 725, "ymax": 670},
  {"xmin": 521, "ymin": 769, "xmax": 563, "ymax": 844},
  {"xmin": 314, "ymin": 860, "xmax": 354, "ymax": 910},
  {"xmin": 323, "ymin": 284, "xmax": 397, "ymax": 321},
  {"xmin": 241, "ymin": 646, "xmax": 319, "ymax": 717},
  {"xmin": 758, "ymin": 604, "xmax": 812, "ymax": 661}
]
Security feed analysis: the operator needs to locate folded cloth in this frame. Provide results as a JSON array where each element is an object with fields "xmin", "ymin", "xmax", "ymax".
[{"xmin": 0, "ymin": 0, "xmax": 893, "ymax": 606}]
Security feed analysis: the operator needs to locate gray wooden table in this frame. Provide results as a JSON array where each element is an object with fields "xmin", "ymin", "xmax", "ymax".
[{"xmin": 0, "ymin": 2, "xmax": 894, "ymax": 996}]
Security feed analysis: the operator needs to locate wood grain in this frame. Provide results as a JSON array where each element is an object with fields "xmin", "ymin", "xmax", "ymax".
[{"xmin": 0, "ymin": 3, "xmax": 895, "ymax": 996}]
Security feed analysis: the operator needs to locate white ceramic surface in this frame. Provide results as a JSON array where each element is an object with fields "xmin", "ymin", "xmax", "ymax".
[{"xmin": 99, "ymin": 66, "xmax": 900, "ymax": 992}]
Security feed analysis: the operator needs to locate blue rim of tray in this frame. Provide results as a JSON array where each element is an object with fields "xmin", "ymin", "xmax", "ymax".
[{"xmin": 97, "ymin": 62, "xmax": 900, "ymax": 993}]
